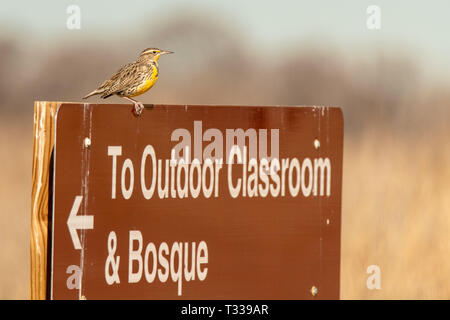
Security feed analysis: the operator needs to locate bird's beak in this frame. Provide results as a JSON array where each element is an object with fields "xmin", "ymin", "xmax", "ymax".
[{"xmin": 160, "ymin": 50, "xmax": 174, "ymax": 55}]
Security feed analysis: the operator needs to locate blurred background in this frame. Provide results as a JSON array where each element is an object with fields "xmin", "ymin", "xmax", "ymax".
[{"xmin": 1, "ymin": 0, "xmax": 449, "ymax": 299}]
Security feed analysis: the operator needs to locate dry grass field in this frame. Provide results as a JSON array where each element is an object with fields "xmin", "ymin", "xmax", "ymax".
[
  {"xmin": 0, "ymin": 119, "xmax": 448, "ymax": 299},
  {"xmin": 0, "ymin": 122, "xmax": 32, "ymax": 299},
  {"xmin": 342, "ymin": 128, "xmax": 450, "ymax": 299}
]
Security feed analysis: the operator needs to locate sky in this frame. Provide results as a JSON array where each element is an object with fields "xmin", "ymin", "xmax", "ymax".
[{"xmin": 1, "ymin": 0, "xmax": 449, "ymax": 79}]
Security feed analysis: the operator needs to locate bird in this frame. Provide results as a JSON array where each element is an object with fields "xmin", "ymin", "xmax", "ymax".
[{"xmin": 83, "ymin": 48, "xmax": 173, "ymax": 116}]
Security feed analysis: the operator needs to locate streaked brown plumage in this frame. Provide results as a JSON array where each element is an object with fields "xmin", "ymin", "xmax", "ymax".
[{"xmin": 83, "ymin": 48, "xmax": 173, "ymax": 116}]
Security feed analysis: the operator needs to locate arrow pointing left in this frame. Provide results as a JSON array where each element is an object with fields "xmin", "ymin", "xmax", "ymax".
[{"xmin": 67, "ymin": 195, "xmax": 94, "ymax": 250}]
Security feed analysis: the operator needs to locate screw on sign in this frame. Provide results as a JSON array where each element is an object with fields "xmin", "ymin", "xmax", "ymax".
[{"xmin": 50, "ymin": 103, "xmax": 343, "ymax": 299}]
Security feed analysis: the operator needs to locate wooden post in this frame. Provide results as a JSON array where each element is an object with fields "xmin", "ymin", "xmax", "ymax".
[{"xmin": 30, "ymin": 101, "xmax": 60, "ymax": 300}]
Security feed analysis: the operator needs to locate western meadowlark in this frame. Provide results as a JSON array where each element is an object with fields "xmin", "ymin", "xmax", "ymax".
[{"xmin": 83, "ymin": 48, "xmax": 173, "ymax": 116}]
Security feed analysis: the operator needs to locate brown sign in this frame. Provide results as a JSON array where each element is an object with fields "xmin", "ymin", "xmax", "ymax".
[{"xmin": 50, "ymin": 103, "xmax": 343, "ymax": 299}]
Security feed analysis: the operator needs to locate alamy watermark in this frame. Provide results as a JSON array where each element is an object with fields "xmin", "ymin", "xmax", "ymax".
[
  {"xmin": 66, "ymin": 4, "xmax": 81, "ymax": 30},
  {"xmin": 366, "ymin": 265, "xmax": 381, "ymax": 290},
  {"xmin": 366, "ymin": 5, "xmax": 381, "ymax": 30}
]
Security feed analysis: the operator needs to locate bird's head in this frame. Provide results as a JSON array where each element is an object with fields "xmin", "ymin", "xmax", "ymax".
[{"xmin": 138, "ymin": 48, "xmax": 173, "ymax": 62}]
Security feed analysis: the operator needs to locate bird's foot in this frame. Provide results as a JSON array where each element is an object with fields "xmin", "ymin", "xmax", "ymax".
[{"xmin": 132, "ymin": 102, "xmax": 145, "ymax": 117}]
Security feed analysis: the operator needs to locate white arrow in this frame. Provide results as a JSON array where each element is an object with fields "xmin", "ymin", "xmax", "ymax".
[{"xmin": 67, "ymin": 195, "xmax": 94, "ymax": 250}]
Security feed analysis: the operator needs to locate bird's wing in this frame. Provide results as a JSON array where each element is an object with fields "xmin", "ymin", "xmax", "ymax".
[{"xmin": 100, "ymin": 62, "xmax": 140, "ymax": 98}]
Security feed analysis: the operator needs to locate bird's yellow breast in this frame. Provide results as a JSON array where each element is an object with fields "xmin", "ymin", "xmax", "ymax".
[{"xmin": 130, "ymin": 65, "xmax": 159, "ymax": 97}]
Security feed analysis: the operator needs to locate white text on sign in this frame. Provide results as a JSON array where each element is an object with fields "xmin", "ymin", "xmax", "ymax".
[
  {"xmin": 107, "ymin": 121, "xmax": 331, "ymax": 200},
  {"xmin": 104, "ymin": 230, "xmax": 208, "ymax": 296}
]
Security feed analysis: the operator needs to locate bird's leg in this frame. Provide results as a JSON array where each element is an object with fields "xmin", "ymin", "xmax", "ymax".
[{"xmin": 123, "ymin": 96, "xmax": 145, "ymax": 116}]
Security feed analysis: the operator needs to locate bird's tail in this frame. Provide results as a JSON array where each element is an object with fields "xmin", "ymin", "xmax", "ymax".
[{"xmin": 83, "ymin": 89, "xmax": 101, "ymax": 99}]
